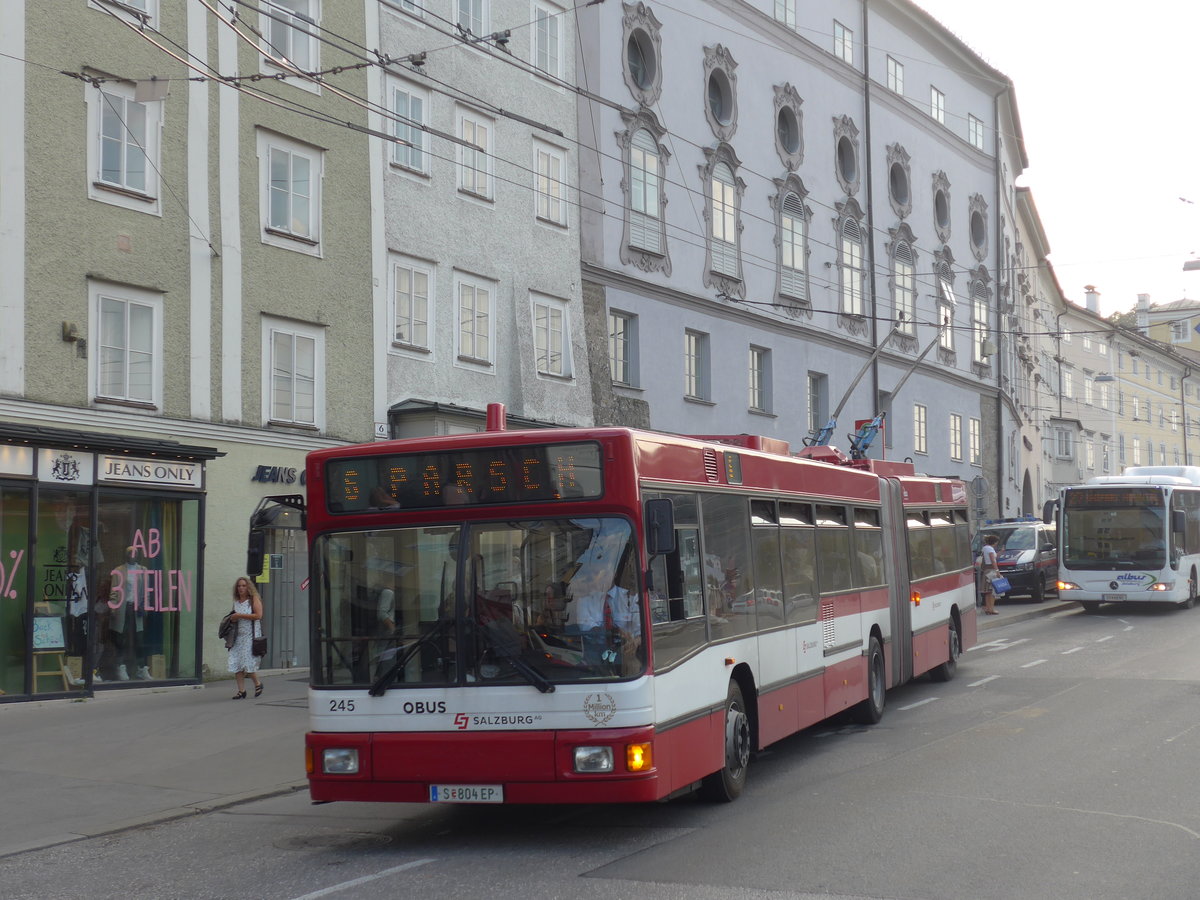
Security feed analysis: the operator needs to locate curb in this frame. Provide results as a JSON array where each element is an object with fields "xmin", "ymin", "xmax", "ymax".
[
  {"xmin": 979, "ymin": 600, "xmax": 1075, "ymax": 630},
  {"xmin": 0, "ymin": 781, "xmax": 310, "ymax": 861}
]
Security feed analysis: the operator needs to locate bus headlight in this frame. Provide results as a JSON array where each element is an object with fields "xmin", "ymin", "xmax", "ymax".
[
  {"xmin": 574, "ymin": 746, "xmax": 614, "ymax": 773},
  {"xmin": 322, "ymin": 748, "xmax": 359, "ymax": 774},
  {"xmin": 626, "ymin": 742, "xmax": 653, "ymax": 772},
  {"xmin": 1149, "ymin": 582, "xmax": 1175, "ymax": 592},
  {"xmin": 1058, "ymin": 581, "xmax": 1081, "ymax": 592}
]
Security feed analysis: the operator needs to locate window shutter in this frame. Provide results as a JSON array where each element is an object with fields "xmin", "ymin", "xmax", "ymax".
[
  {"xmin": 630, "ymin": 130, "xmax": 662, "ymax": 253},
  {"xmin": 780, "ymin": 193, "xmax": 806, "ymax": 299}
]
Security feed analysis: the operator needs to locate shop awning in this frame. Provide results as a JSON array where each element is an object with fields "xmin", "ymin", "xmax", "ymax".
[{"xmin": 0, "ymin": 422, "xmax": 224, "ymax": 460}]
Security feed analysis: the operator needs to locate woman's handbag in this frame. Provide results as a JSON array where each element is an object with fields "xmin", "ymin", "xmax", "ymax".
[
  {"xmin": 251, "ymin": 621, "xmax": 267, "ymax": 657},
  {"xmin": 990, "ymin": 576, "xmax": 1012, "ymax": 595}
]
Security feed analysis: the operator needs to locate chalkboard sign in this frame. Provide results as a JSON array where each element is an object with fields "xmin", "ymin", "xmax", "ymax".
[{"xmin": 32, "ymin": 616, "xmax": 66, "ymax": 651}]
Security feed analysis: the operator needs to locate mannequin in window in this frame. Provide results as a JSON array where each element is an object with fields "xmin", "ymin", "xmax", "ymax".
[
  {"xmin": 110, "ymin": 546, "xmax": 151, "ymax": 681},
  {"xmin": 65, "ymin": 507, "xmax": 101, "ymax": 660}
]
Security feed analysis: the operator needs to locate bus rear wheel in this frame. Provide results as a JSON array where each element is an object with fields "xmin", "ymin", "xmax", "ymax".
[
  {"xmin": 852, "ymin": 636, "xmax": 886, "ymax": 724},
  {"xmin": 700, "ymin": 680, "xmax": 750, "ymax": 802},
  {"xmin": 929, "ymin": 618, "xmax": 960, "ymax": 682}
]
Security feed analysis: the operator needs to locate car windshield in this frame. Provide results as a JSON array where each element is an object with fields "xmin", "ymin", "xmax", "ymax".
[
  {"xmin": 998, "ymin": 528, "xmax": 1036, "ymax": 551},
  {"xmin": 311, "ymin": 516, "xmax": 645, "ymax": 688}
]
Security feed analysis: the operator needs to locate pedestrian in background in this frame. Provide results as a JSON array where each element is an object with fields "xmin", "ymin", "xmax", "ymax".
[
  {"xmin": 979, "ymin": 534, "xmax": 1001, "ymax": 616},
  {"xmin": 227, "ymin": 576, "xmax": 264, "ymax": 698}
]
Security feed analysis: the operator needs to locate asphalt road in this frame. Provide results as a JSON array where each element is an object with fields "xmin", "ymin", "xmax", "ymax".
[{"xmin": 5, "ymin": 602, "xmax": 1200, "ymax": 900}]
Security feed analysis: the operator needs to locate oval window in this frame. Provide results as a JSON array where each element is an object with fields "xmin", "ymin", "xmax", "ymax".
[
  {"xmin": 777, "ymin": 107, "xmax": 799, "ymax": 154},
  {"xmin": 970, "ymin": 209, "xmax": 987, "ymax": 250},
  {"xmin": 627, "ymin": 30, "xmax": 656, "ymax": 90},
  {"xmin": 708, "ymin": 70, "xmax": 732, "ymax": 125},
  {"xmin": 889, "ymin": 162, "xmax": 909, "ymax": 207},
  {"xmin": 935, "ymin": 189, "xmax": 950, "ymax": 230},
  {"xmin": 837, "ymin": 135, "xmax": 857, "ymax": 185}
]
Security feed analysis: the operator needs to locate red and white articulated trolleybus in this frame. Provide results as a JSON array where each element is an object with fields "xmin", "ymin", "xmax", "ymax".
[{"xmin": 281, "ymin": 405, "xmax": 974, "ymax": 805}]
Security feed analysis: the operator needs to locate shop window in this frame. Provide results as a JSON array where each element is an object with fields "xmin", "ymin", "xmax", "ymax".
[
  {"xmin": 94, "ymin": 493, "xmax": 201, "ymax": 683},
  {"xmin": 32, "ymin": 490, "xmax": 95, "ymax": 693},
  {"xmin": 0, "ymin": 487, "xmax": 31, "ymax": 695}
]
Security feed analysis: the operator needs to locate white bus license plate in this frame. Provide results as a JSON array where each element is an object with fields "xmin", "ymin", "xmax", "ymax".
[
  {"xmin": 1102, "ymin": 593, "xmax": 1126, "ymax": 601},
  {"xmin": 429, "ymin": 784, "xmax": 503, "ymax": 803}
]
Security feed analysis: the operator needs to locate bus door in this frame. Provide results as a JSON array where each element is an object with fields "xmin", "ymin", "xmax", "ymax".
[{"xmin": 881, "ymin": 479, "xmax": 913, "ymax": 686}]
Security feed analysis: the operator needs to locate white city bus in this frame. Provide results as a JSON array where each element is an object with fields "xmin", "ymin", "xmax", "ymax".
[{"xmin": 1056, "ymin": 466, "xmax": 1200, "ymax": 612}]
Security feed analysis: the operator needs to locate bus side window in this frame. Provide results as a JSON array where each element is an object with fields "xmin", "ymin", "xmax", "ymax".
[{"xmin": 649, "ymin": 527, "xmax": 701, "ymax": 622}]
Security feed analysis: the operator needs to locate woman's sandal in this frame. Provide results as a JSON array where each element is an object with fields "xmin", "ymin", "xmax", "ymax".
[
  {"xmin": 232, "ymin": 691, "xmax": 246, "ymax": 699},
  {"xmin": 254, "ymin": 683, "xmax": 263, "ymax": 698}
]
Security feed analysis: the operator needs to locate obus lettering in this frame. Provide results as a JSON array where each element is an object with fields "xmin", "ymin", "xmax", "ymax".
[{"xmin": 402, "ymin": 700, "xmax": 446, "ymax": 715}]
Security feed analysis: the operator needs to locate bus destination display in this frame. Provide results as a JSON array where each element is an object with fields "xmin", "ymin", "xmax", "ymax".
[
  {"xmin": 1064, "ymin": 487, "xmax": 1163, "ymax": 508},
  {"xmin": 326, "ymin": 442, "xmax": 603, "ymax": 512}
]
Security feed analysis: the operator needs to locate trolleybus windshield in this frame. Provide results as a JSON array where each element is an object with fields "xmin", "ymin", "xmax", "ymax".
[{"xmin": 311, "ymin": 516, "xmax": 644, "ymax": 688}]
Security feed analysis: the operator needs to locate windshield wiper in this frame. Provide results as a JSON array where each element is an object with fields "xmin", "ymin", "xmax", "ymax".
[
  {"xmin": 368, "ymin": 618, "xmax": 451, "ymax": 697},
  {"xmin": 479, "ymin": 618, "xmax": 555, "ymax": 693}
]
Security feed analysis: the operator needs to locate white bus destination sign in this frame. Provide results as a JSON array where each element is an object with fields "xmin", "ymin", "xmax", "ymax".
[{"xmin": 99, "ymin": 455, "xmax": 203, "ymax": 489}]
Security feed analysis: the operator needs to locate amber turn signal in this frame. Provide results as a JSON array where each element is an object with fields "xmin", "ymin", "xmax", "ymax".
[{"xmin": 626, "ymin": 742, "xmax": 653, "ymax": 772}]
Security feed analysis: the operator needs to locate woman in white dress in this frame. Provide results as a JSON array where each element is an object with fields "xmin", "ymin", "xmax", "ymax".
[{"xmin": 227, "ymin": 576, "xmax": 264, "ymax": 699}]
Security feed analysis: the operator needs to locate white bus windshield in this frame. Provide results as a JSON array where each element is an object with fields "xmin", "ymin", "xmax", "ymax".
[
  {"xmin": 1062, "ymin": 488, "xmax": 1166, "ymax": 570},
  {"xmin": 311, "ymin": 516, "xmax": 644, "ymax": 688}
]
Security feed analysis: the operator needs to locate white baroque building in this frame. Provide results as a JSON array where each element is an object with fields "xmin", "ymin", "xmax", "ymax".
[{"xmin": 576, "ymin": 0, "xmax": 1026, "ymax": 518}]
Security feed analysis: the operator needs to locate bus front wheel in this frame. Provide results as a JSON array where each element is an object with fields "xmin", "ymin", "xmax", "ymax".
[{"xmin": 700, "ymin": 680, "xmax": 751, "ymax": 802}]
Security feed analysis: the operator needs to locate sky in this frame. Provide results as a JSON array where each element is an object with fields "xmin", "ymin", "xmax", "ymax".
[{"xmin": 913, "ymin": 1, "xmax": 1200, "ymax": 317}]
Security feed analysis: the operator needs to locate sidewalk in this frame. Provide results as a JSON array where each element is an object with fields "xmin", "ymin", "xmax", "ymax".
[
  {"xmin": 0, "ymin": 668, "xmax": 312, "ymax": 859},
  {"xmin": 0, "ymin": 596, "xmax": 1074, "ymax": 859},
  {"xmin": 979, "ymin": 593, "xmax": 1075, "ymax": 631}
]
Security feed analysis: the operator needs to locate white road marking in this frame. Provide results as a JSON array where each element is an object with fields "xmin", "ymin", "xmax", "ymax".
[
  {"xmin": 1123, "ymin": 625, "xmax": 1134, "ymax": 632},
  {"xmin": 291, "ymin": 859, "xmax": 435, "ymax": 900},
  {"xmin": 969, "ymin": 639, "xmax": 1007, "ymax": 652},
  {"xmin": 1020, "ymin": 659, "xmax": 1048, "ymax": 668},
  {"xmin": 899, "ymin": 697, "xmax": 939, "ymax": 710},
  {"xmin": 1165, "ymin": 721, "xmax": 1200, "ymax": 743},
  {"xmin": 1062, "ymin": 647, "xmax": 1084, "ymax": 655},
  {"xmin": 968, "ymin": 675, "xmax": 1000, "ymax": 687},
  {"xmin": 984, "ymin": 638, "xmax": 1031, "ymax": 652},
  {"xmin": 1096, "ymin": 635, "xmax": 1114, "ymax": 643}
]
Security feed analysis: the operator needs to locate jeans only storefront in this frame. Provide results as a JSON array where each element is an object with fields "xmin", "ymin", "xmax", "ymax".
[{"xmin": 0, "ymin": 426, "xmax": 221, "ymax": 700}]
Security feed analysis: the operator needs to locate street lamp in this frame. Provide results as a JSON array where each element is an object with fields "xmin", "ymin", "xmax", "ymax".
[{"xmin": 1094, "ymin": 372, "xmax": 1119, "ymax": 473}]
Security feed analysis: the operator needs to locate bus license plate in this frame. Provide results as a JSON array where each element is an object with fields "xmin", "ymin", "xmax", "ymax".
[
  {"xmin": 1102, "ymin": 593, "xmax": 1126, "ymax": 601},
  {"xmin": 429, "ymin": 784, "xmax": 503, "ymax": 803}
]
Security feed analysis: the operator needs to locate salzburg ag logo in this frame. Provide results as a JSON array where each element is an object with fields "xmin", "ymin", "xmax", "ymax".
[
  {"xmin": 454, "ymin": 713, "xmax": 470, "ymax": 730},
  {"xmin": 51, "ymin": 453, "xmax": 81, "ymax": 482}
]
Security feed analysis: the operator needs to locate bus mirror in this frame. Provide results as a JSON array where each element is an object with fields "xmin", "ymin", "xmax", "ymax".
[
  {"xmin": 1041, "ymin": 499, "xmax": 1058, "ymax": 525},
  {"xmin": 247, "ymin": 531, "xmax": 266, "ymax": 577},
  {"xmin": 1172, "ymin": 509, "xmax": 1186, "ymax": 533},
  {"xmin": 645, "ymin": 498, "xmax": 676, "ymax": 556}
]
